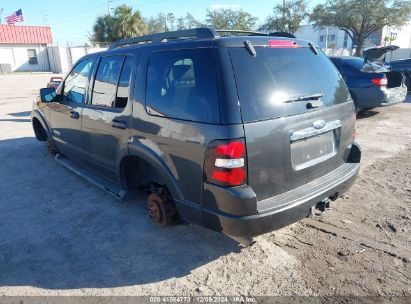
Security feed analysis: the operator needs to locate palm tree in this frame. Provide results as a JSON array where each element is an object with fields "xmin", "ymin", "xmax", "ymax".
[
  {"xmin": 113, "ymin": 5, "xmax": 147, "ymax": 38},
  {"xmin": 91, "ymin": 15, "xmax": 116, "ymax": 43},
  {"xmin": 90, "ymin": 5, "xmax": 146, "ymax": 43}
]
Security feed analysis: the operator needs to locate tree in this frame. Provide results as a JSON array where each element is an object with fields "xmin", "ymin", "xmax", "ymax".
[
  {"xmin": 90, "ymin": 5, "xmax": 147, "ymax": 43},
  {"xmin": 147, "ymin": 12, "xmax": 203, "ymax": 33},
  {"xmin": 113, "ymin": 5, "xmax": 147, "ymax": 38},
  {"xmin": 146, "ymin": 13, "xmax": 168, "ymax": 34},
  {"xmin": 259, "ymin": 0, "xmax": 309, "ymax": 34},
  {"xmin": 206, "ymin": 9, "xmax": 258, "ymax": 31},
  {"xmin": 310, "ymin": 0, "xmax": 411, "ymax": 56},
  {"xmin": 90, "ymin": 15, "xmax": 117, "ymax": 43}
]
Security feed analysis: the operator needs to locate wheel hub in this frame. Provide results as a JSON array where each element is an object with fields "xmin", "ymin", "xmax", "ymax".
[{"xmin": 147, "ymin": 193, "xmax": 177, "ymax": 226}]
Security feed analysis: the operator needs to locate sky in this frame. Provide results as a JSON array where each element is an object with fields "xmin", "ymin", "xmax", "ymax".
[{"xmin": 0, "ymin": 0, "xmax": 321, "ymax": 45}]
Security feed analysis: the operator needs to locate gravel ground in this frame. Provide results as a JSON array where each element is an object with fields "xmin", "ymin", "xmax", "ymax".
[{"xmin": 0, "ymin": 74, "xmax": 410, "ymax": 298}]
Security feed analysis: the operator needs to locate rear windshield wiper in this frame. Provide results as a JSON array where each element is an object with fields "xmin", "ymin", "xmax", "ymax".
[{"xmin": 283, "ymin": 93, "xmax": 324, "ymax": 103}]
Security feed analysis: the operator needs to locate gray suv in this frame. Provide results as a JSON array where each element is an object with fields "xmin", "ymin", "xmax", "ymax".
[{"xmin": 32, "ymin": 28, "xmax": 361, "ymax": 243}]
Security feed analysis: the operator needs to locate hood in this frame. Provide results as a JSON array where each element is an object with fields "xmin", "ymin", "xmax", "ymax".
[{"xmin": 363, "ymin": 45, "xmax": 399, "ymax": 64}]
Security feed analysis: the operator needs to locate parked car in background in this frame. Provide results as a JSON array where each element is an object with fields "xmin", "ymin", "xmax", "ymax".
[
  {"xmin": 46, "ymin": 77, "xmax": 63, "ymax": 89},
  {"xmin": 32, "ymin": 28, "xmax": 361, "ymax": 244},
  {"xmin": 388, "ymin": 59, "xmax": 411, "ymax": 91},
  {"xmin": 330, "ymin": 46, "xmax": 407, "ymax": 111}
]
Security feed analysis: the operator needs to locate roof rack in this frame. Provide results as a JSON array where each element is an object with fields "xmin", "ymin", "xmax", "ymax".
[
  {"xmin": 109, "ymin": 27, "xmax": 219, "ymax": 49},
  {"xmin": 108, "ymin": 27, "xmax": 297, "ymax": 50},
  {"xmin": 215, "ymin": 29, "xmax": 268, "ymax": 36}
]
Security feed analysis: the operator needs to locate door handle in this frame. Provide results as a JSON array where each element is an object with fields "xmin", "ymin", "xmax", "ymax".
[
  {"xmin": 111, "ymin": 119, "xmax": 127, "ymax": 129},
  {"xmin": 69, "ymin": 111, "xmax": 80, "ymax": 119}
]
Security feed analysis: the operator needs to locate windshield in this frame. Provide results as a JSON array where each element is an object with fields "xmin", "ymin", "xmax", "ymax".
[{"xmin": 229, "ymin": 47, "xmax": 350, "ymax": 122}]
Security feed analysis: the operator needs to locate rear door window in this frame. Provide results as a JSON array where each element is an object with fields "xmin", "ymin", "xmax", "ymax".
[
  {"xmin": 229, "ymin": 47, "xmax": 349, "ymax": 122},
  {"xmin": 92, "ymin": 56, "xmax": 124, "ymax": 108},
  {"xmin": 146, "ymin": 48, "xmax": 220, "ymax": 124}
]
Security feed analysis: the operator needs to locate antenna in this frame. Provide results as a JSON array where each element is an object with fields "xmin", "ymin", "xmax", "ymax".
[{"xmin": 43, "ymin": 10, "xmax": 48, "ymax": 26}]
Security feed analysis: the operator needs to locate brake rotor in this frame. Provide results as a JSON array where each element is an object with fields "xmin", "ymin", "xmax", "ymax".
[
  {"xmin": 46, "ymin": 138, "xmax": 57, "ymax": 156},
  {"xmin": 147, "ymin": 193, "xmax": 177, "ymax": 227}
]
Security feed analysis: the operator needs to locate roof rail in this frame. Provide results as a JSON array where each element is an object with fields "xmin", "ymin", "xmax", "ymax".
[
  {"xmin": 216, "ymin": 29, "xmax": 267, "ymax": 36},
  {"xmin": 109, "ymin": 27, "xmax": 218, "ymax": 49},
  {"xmin": 216, "ymin": 29, "xmax": 296, "ymax": 39}
]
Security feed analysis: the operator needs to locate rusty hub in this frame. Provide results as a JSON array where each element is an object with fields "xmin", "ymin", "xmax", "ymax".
[
  {"xmin": 147, "ymin": 192, "xmax": 177, "ymax": 227},
  {"xmin": 46, "ymin": 138, "xmax": 57, "ymax": 156}
]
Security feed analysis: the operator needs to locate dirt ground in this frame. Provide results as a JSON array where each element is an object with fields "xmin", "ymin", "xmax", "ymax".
[{"xmin": 0, "ymin": 74, "xmax": 410, "ymax": 299}]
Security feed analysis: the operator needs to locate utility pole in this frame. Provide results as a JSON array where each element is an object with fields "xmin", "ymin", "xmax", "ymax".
[
  {"xmin": 107, "ymin": 0, "xmax": 113, "ymax": 15},
  {"xmin": 0, "ymin": 8, "xmax": 3, "ymax": 24},
  {"xmin": 325, "ymin": 27, "xmax": 329, "ymax": 49}
]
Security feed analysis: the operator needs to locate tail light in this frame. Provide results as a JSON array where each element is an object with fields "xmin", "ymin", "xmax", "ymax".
[
  {"xmin": 204, "ymin": 139, "xmax": 247, "ymax": 187},
  {"xmin": 268, "ymin": 40, "xmax": 299, "ymax": 48},
  {"xmin": 371, "ymin": 78, "xmax": 387, "ymax": 86}
]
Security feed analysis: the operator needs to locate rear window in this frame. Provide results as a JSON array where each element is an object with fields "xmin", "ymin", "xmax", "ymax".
[
  {"xmin": 344, "ymin": 57, "xmax": 388, "ymax": 73},
  {"xmin": 146, "ymin": 48, "xmax": 220, "ymax": 124},
  {"xmin": 229, "ymin": 47, "xmax": 349, "ymax": 122}
]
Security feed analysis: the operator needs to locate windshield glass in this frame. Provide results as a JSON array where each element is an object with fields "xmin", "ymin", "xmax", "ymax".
[{"xmin": 230, "ymin": 47, "xmax": 349, "ymax": 122}]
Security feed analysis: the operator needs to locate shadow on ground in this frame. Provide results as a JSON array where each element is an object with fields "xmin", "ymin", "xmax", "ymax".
[
  {"xmin": 8, "ymin": 111, "xmax": 31, "ymax": 117},
  {"xmin": 0, "ymin": 119, "xmax": 31, "ymax": 122},
  {"xmin": 356, "ymin": 109, "xmax": 379, "ymax": 119},
  {"xmin": 0, "ymin": 137, "xmax": 240, "ymax": 290}
]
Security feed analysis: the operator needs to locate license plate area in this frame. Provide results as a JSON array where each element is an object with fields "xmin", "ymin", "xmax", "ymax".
[{"xmin": 290, "ymin": 121, "xmax": 340, "ymax": 171}]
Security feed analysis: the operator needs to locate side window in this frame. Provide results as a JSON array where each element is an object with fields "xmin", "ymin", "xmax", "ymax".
[
  {"xmin": 27, "ymin": 49, "xmax": 38, "ymax": 65},
  {"xmin": 146, "ymin": 48, "xmax": 220, "ymax": 124},
  {"xmin": 115, "ymin": 56, "xmax": 133, "ymax": 108},
  {"xmin": 63, "ymin": 59, "xmax": 95, "ymax": 104},
  {"xmin": 92, "ymin": 56, "xmax": 124, "ymax": 108}
]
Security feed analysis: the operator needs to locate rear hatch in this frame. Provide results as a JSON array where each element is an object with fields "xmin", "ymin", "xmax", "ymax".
[{"xmin": 229, "ymin": 40, "xmax": 355, "ymax": 201}]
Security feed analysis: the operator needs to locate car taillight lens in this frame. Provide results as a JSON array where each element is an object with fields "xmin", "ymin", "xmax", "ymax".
[
  {"xmin": 268, "ymin": 40, "xmax": 299, "ymax": 48},
  {"xmin": 371, "ymin": 78, "xmax": 387, "ymax": 86},
  {"xmin": 204, "ymin": 139, "xmax": 247, "ymax": 187}
]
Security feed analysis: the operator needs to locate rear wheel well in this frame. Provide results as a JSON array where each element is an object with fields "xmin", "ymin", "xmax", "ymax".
[
  {"xmin": 32, "ymin": 118, "xmax": 47, "ymax": 141},
  {"xmin": 121, "ymin": 155, "xmax": 167, "ymax": 191}
]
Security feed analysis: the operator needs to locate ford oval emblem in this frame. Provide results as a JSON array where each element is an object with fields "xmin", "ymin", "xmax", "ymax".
[{"xmin": 312, "ymin": 120, "xmax": 326, "ymax": 129}]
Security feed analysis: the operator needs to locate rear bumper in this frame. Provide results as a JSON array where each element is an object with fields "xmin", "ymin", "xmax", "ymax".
[
  {"xmin": 354, "ymin": 85, "xmax": 407, "ymax": 109},
  {"xmin": 202, "ymin": 144, "xmax": 361, "ymax": 238},
  {"xmin": 380, "ymin": 86, "xmax": 407, "ymax": 106}
]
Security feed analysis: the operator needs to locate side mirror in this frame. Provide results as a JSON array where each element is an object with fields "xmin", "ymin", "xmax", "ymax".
[{"xmin": 40, "ymin": 87, "xmax": 56, "ymax": 102}]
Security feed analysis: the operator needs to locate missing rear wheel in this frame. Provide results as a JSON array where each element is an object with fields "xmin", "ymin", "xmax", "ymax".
[{"xmin": 147, "ymin": 185, "xmax": 178, "ymax": 226}]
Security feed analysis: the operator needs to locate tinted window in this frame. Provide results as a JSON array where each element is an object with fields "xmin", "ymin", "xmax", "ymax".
[
  {"xmin": 344, "ymin": 57, "xmax": 365, "ymax": 69},
  {"xmin": 116, "ymin": 56, "xmax": 133, "ymax": 108},
  {"xmin": 92, "ymin": 56, "xmax": 124, "ymax": 108},
  {"xmin": 146, "ymin": 48, "xmax": 220, "ymax": 124},
  {"xmin": 230, "ymin": 47, "xmax": 349, "ymax": 122},
  {"xmin": 63, "ymin": 59, "xmax": 94, "ymax": 104}
]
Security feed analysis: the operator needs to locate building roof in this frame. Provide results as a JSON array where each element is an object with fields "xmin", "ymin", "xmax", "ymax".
[{"xmin": 0, "ymin": 24, "xmax": 52, "ymax": 44}]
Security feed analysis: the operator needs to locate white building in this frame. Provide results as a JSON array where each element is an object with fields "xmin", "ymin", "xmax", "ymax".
[
  {"xmin": 295, "ymin": 22, "xmax": 411, "ymax": 56},
  {"xmin": 0, "ymin": 24, "xmax": 52, "ymax": 72},
  {"xmin": 296, "ymin": 24, "xmax": 353, "ymax": 50}
]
